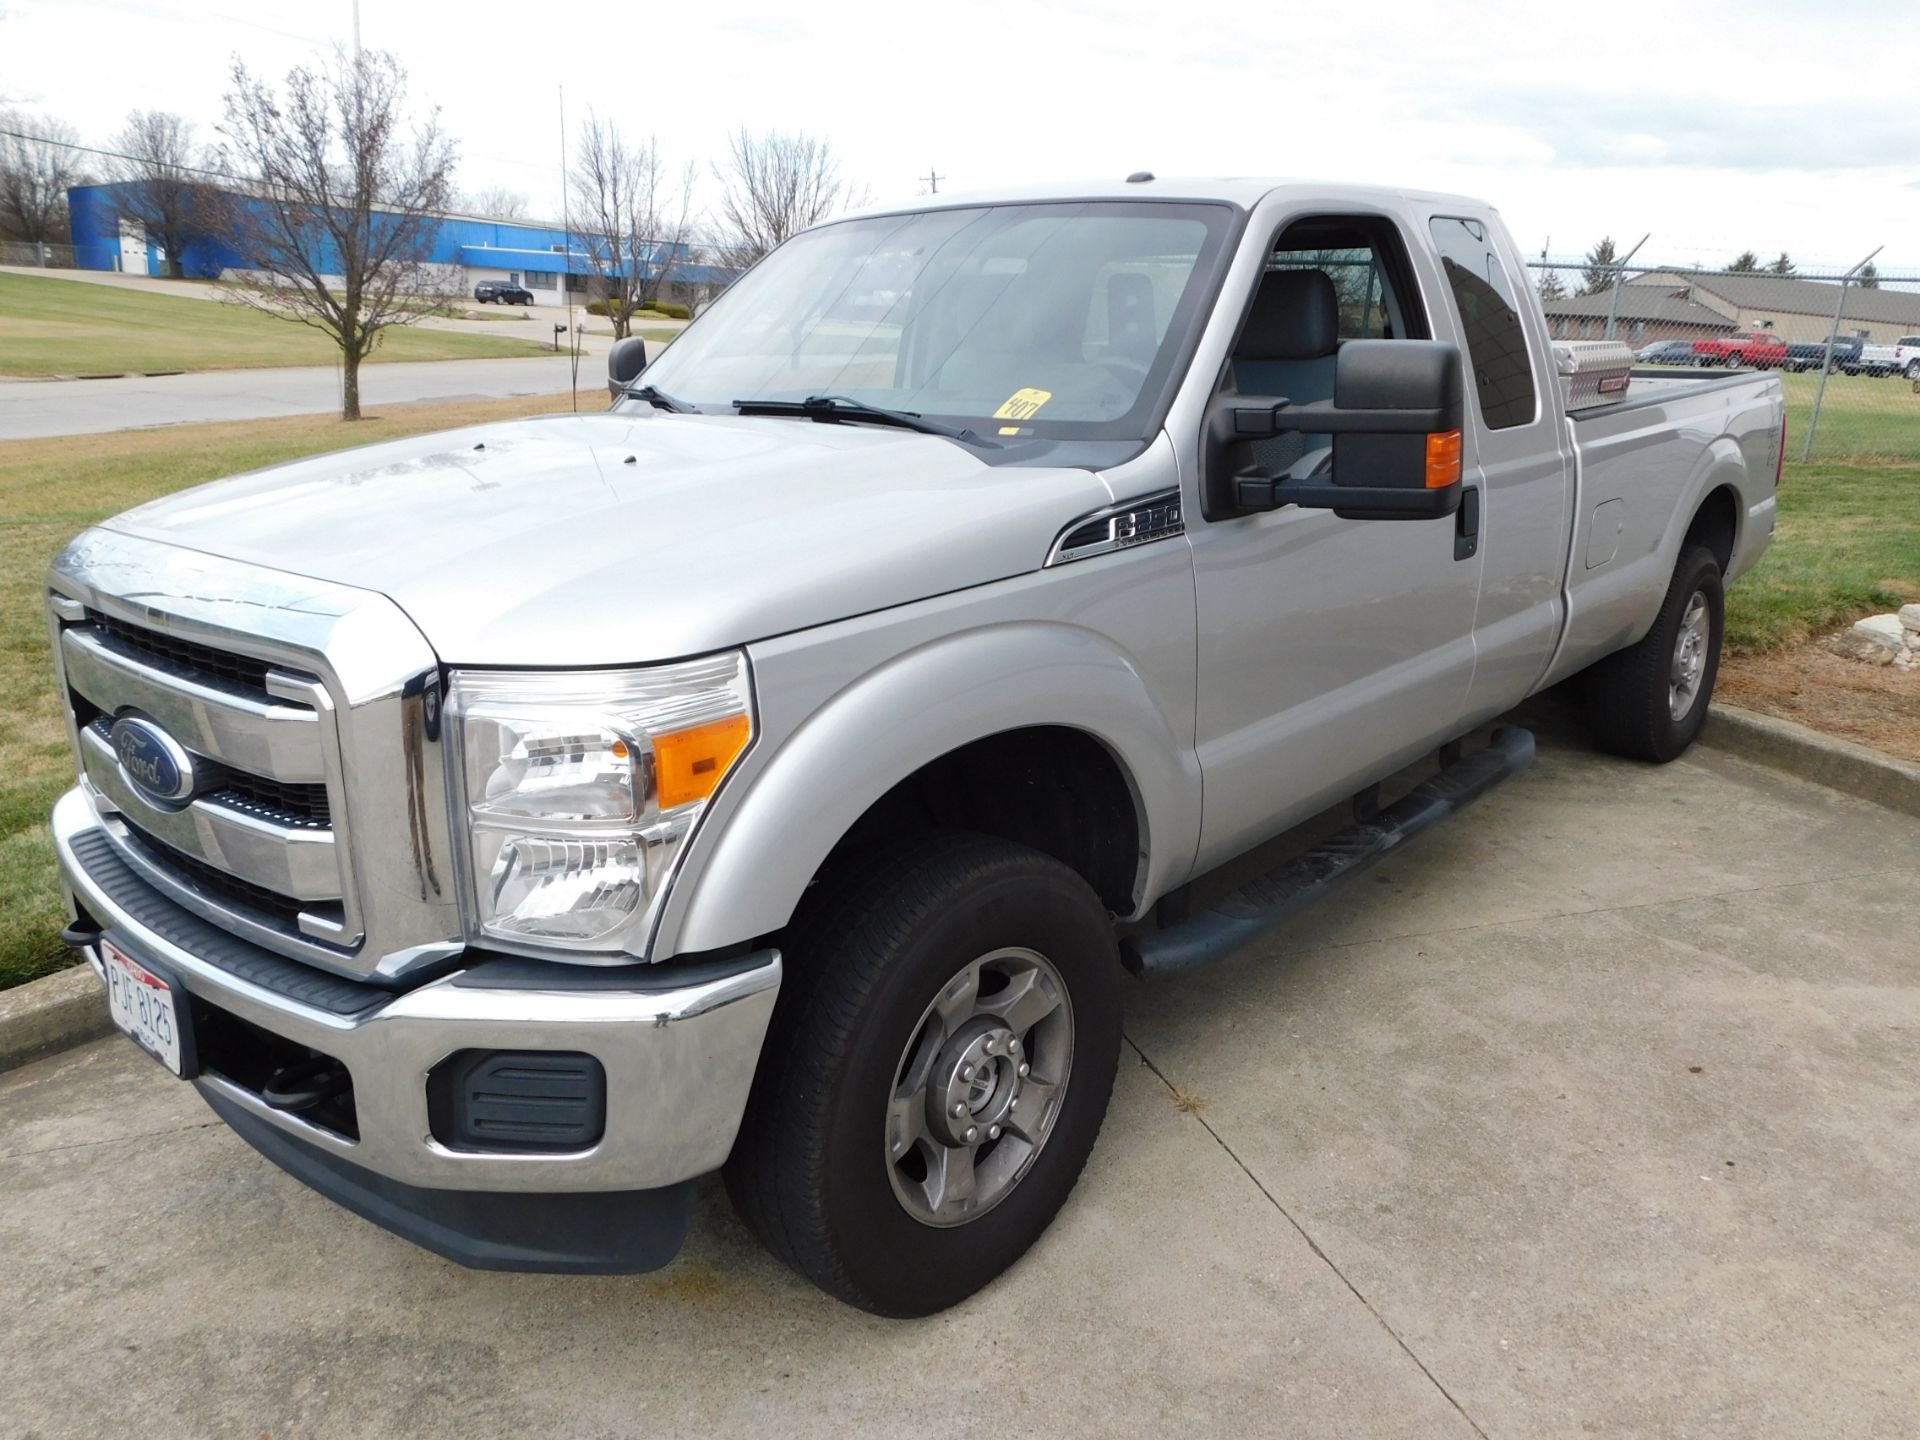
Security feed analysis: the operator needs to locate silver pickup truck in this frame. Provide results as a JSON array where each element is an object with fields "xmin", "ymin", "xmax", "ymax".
[{"xmin": 46, "ymin": 179, "xmax": 1784, "ymax": 1315}]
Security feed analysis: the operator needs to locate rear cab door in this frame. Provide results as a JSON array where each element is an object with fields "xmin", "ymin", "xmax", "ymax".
[{"xmin": 1417, "ymin": 207, "xmax": 1576, "ymax": 721}]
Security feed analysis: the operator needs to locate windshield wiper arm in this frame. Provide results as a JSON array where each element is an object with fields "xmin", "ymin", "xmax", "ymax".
[
  {"xmin": 732, "ymin": 394, "xmax": 994, "ymax": 446},
  {"xmin": 622, "ymin": 383, "xmax": 693, "ymax": 413}
]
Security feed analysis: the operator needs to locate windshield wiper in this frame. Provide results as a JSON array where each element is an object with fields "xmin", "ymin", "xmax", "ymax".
[
  {"xmin": 622, "ymin": 383, "xmax": 693, "ymax": 413},
  {"xmin": 732, "ymin": 394, "xmax": 995, "ymax": 446}
]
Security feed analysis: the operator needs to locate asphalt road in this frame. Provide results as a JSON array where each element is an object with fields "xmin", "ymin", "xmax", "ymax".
[
  {"xmin": 0, "ymin": 354, "xmax": 609, "ymax": 441},
  {"xmin": 5, "ymin": 718, "xmax": 1917, "ymax": 1438}
]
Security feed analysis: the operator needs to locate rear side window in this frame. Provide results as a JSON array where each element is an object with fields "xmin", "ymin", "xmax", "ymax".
[{"xmin": 1428, "ymin": 217, "xmax": 1537, "ymax": 430}]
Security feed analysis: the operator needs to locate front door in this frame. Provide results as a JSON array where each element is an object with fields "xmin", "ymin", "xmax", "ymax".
[{"xmin": 1187, "ymin": 212, "xmax": 1484, "ymax": 873}]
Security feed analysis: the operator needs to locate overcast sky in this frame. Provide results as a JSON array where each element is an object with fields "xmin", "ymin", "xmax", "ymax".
[{"xmin": 6, "ymin": 0, "xmax": 1918, "ymax": 274}]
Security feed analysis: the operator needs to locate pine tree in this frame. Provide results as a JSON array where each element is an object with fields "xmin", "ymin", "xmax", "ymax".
[
  {"xmin": 1727, "ymin": 251, "xmax": 1759, "ymax": 272},
  {"xmin": 1767, "ymin": 252, "xmax": 1796, "ymax": 276},
  {"xmin": 1857, "ymin": 262, "xmax": 1879, "ymax": 290},
  {"xmin": 1580, "ymin": 237, "xmax": 1618, "ymax": 296},
  {"xmin": 1537, "ymin": 268, "xmax": 1566, "ymax": 301}
]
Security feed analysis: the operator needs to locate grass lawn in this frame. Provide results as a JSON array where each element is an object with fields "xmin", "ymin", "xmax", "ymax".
[
  {"xmin": 1778, "ymin": 369, "xmax": 1920, "ymax": 462},
  {"xmin": 1724, "ymin": 460, "xmax": 1920, "ymax": 653},
  {"xmin": 0, "ymin": 393, "xmax": 578, "ymax": 991},
  {"xmin": 0, "ymin": 271, "xmax": 552, "ymax": 377}
]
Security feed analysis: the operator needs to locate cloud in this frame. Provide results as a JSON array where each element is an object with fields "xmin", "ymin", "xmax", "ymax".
[{"xmin": 1437, "ymin": 88, "xmax": 1920, "ymax": 173}]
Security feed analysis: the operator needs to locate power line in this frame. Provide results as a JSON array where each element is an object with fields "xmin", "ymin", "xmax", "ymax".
[{"xmin": 0, "ymin": 126, "xmax": 249, "ymax": 184}]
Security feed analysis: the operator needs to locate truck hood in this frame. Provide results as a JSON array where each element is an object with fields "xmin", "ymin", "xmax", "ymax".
[{"xmin": 106, "ymin": 411, "xmax": 1114, "ymax": 666}]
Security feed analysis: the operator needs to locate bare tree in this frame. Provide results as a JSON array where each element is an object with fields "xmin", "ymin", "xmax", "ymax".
[
  {"xmin": 569, "ymin": 114, "xmax": 694, "ymax": 338},
  {"xmin": 709, "ymin": 128, "xmax": 856, "ymax": 270},
  {"xmin": 0, "ymin": 110, "xmax": 85, "ymax": 248},
  {"xmin": 460, "ymin": 185, "xmax": 528, "ymax": 219},
  {"xmin": 110, "ymin": 110, "xmax": 220, "ymax": 278},
  {"xmin": 215, "ymin": 49, "xmax": 457, "ymax": 421}
]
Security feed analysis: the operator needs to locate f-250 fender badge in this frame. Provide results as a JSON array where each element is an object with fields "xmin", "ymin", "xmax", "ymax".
[{"xmin": 1046, "ymin": 490, "xmax": 1185, "ymax": 566}]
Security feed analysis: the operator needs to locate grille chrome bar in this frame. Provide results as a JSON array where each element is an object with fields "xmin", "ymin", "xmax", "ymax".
[
  {"xmin": 79, "ymin": 726, "xmax": 341, "ymax": 902},
  {"xmin": 63, "ymin": 625, "xmax": 326, "ymax": 782}
]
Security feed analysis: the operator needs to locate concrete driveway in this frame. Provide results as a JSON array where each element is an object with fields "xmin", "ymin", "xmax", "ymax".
[{"xmin": 4, "ymin": 717, "xmax": 1917, "ymax": 1439}]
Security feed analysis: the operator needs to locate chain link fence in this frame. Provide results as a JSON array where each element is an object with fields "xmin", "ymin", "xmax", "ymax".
[
  {"xmin": 1526, "ymin": 259, "xmax": 1920, "ymax": 465},
  {"xmin": 0, "ymin": 240, "xmax": 80, "ymax": 268}
]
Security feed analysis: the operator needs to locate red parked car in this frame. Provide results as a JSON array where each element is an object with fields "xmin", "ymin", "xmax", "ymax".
[{"xmin": 1692, "ymin": 331, "xmax": 1789, "ymax": 368}]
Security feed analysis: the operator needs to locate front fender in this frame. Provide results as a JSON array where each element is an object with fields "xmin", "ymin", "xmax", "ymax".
[{"xmin": 652, "ymin": 621, "xmax": 1202, "ymax": 957}]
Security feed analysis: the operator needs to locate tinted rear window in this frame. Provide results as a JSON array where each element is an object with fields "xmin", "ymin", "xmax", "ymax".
[{"xmin": 1427, "ymin": 217, "xmax": 1537, "ymax": 431}]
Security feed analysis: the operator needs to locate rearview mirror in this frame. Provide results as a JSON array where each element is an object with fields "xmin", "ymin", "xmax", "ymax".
[
  {"xmin": 1202, "ymin": 340, "xmax": 1465, "ymax": 521},
  {"xmin": 607, "ymin": 336, "xmax": 649, "ymax": 398}
]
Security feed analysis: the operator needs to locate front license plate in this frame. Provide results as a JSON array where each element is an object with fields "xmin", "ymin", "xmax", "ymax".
[{"xmin": 101, "ymin": 938, "xmax": 186, "ymax": 1076}]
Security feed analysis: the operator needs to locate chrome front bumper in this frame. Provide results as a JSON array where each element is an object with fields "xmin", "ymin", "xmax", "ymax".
[{"xmin": 52, "ymin": 787, "xmax": 781, "ymax": 1195}]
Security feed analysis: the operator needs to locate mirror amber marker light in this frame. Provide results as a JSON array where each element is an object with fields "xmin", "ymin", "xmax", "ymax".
[{"xmin": 1425, "ymin": 429, "xmax": 1463, "ymax": 488}]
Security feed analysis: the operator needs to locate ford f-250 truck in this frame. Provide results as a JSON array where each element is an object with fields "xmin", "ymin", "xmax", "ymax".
[{"xmin": 47, "ymin": 179, "xmax": 1784, "ymax": 1316}]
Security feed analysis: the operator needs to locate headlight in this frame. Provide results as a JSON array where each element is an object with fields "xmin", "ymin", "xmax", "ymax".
[{"xmin": 444, "ymin": 655, "xmax": 753, "ymax": 956}]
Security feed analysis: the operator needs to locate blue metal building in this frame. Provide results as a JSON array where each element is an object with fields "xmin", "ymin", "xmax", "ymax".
[{"xmin": 65, "ymin": 182, "xmax": 731, "ymax": 303}]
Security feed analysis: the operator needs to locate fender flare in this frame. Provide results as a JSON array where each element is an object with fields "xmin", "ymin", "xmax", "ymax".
[
  {"xmin": 1621, "ymin": 436, "xmax": 1750, "ymax": 647},
  {"xmin": 652, "ymin": 622, "xmax": 1202, "ymax": 958}
]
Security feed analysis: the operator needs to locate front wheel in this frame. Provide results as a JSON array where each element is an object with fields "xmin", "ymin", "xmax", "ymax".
[
  {"xmin": 1582, "ymin": 544, "xmax": 1725, "ymax": 763},
  {"xmin": 1907, "ymin": 361, "xmax": 1920, "ymax": 380},
  {"xmin": 725, "ymin": 832, "xmax": 1123, "ymax": 1316}
]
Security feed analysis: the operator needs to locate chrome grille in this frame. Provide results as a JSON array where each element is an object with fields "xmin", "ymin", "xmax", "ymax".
[
  {"xmin": 63, "ymin": 612, "xmax": 357, "ymax": 958},
  {"xmin": 49, "ymin": 528, "xmax": 466, "ymax": 982},
  {"xmin": 88, "ymin": 608, "xmax": 277, "ymax": 697}
]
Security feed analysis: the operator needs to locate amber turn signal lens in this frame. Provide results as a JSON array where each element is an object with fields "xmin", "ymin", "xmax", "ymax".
[
  {"xmin": 1425, "ymin": 429, "xmax": 1463, "ymax": 489},
  {"xmin": 654, "ymin": 714, "xmax": 751, "ymax": 810}
]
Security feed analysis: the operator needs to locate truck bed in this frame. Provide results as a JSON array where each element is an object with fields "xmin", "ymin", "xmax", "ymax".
[{"xmin": 1540, "ymin": 365, "xmax": 1783, "ymax": 689}]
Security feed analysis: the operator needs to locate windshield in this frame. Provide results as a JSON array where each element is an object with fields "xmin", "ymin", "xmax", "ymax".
[{"xmin": 634, "ymin": 201, "xmax": 1236, "ymax": 446}]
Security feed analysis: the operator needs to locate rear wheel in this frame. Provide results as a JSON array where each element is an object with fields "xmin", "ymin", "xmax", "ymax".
[
  {"xmin": 725, "ymin": 832, "xmax": 1122, "ymax": 1316},
  {"xmin": 1907, "ymin": 360, "xmax": 1920, "ymax": 380},
  {"xmin": 1582, "ymin": 544, "xmax": 1724, "ymax": 763}
]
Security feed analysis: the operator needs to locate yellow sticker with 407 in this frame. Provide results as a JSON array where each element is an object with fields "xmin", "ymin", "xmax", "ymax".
[{"xmin": 993, "ymin": 387, "xmax": 1053, "ymax": 422}]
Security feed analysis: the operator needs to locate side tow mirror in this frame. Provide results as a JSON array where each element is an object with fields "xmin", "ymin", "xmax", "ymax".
[
  {"xmin": 607, "ymin": 336, "xmax": 649, "ymax": 398},
  {"xmin": 1203, "ymin": 339, "xmax": 1466, "ymax": 521}
]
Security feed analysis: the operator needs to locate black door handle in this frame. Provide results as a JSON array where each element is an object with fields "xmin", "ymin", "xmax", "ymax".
[{"xmin": 1454, "ymin": 486, "xmax": 1481, "ymax": 562}]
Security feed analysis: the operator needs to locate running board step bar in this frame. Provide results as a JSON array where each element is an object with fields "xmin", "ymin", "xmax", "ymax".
[{"xmin": 1122, "ymin": 727, "xmax": 1536, "ymax": 979}]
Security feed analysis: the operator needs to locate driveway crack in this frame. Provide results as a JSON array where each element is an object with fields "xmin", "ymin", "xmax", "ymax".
[
  {"xmin": 0, "ymin": 1118, "xmax": 221, "ymax": 1164},
  {"xmin": 1126, "ymin": 1034, "xmax": 1491, "ymax": 1440}
]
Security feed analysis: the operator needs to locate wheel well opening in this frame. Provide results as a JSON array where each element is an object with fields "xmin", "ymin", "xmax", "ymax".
[
  {"xmin": 1684, "ymin": 486, "xmax": 1739, "ymax": 574},
  {"xmin": 817, "ymin": 727, "xmax": 1141, "ymax": 916}
]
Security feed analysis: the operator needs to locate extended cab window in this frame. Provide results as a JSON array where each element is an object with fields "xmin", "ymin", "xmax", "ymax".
[{"xmin": 1427, "ymin": 217, "xmax": 1537, "ymax": 430}]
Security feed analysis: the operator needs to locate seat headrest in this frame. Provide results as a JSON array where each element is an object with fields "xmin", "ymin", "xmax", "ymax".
[{"xmin": 1238, "ymin": 269, "xmax": 1339, "ymax": 362}]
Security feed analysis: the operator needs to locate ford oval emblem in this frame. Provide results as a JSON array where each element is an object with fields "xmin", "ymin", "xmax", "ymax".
[{"xmin": 109, "ymin": 715, "xmax": 197, "ymax": 805}]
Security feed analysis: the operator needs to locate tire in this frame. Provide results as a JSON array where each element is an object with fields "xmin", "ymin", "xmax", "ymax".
[
  {"xmin": 1582, "ymin": 544, "xmax": 1724, "ymax": 763},
  {"xmin": 724, "ymin": 831, "xmax": 1123, "ymax": 1316},
  {"xmin": 1907, "ymin": 361, "xmax": 1920, "ymax": 380}
]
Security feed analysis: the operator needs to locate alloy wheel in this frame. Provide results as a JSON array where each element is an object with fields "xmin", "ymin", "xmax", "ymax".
[{"xmin": 884, "ymin": 947, "xmax": 1074, "ymax": 1228}]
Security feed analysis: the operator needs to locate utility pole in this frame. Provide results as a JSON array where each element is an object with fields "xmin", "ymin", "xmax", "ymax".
[
  {"xmin": 1603, "ymin": 232, "xmax": 1649, "ymax": 341},
  {"xmin": 922, "ymin": 167, "xmax": 944, "ymax": 195},
  {"xmin": 1802, "ymin": 243, "xmax": 1882, "ymax": 462},
  {"xmin": 560, "ymin": 84, "xmax": 577, "ymax": 411}
]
